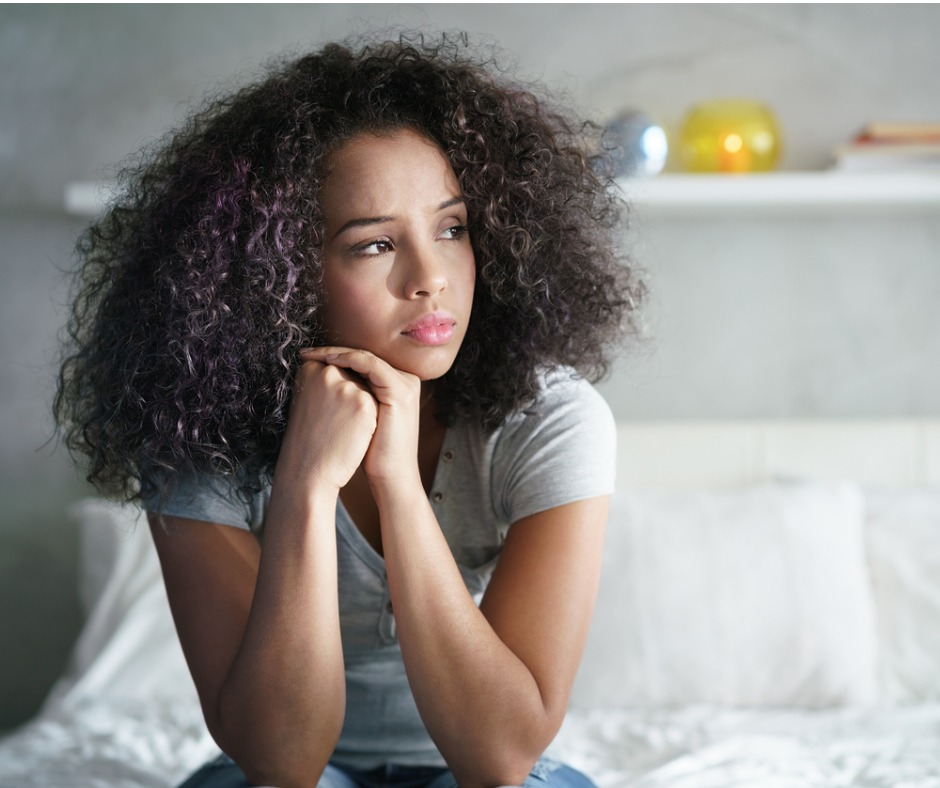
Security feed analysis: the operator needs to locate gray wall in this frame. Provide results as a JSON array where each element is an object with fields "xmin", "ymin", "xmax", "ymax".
[
  {"xmin": 600, "ymin": 209, "xmax": 940, "ymax": 419},
  {"xmin": 1, "ymin": 4, "xmax": 938, "ymax": 730}
]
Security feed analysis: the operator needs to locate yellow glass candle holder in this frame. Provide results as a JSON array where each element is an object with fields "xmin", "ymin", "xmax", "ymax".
[{"xmin": 678, "ymin": 100, "xmax": 781, "ymax": 173}]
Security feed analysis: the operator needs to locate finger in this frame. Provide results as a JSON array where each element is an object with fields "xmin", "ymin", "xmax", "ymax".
[
  {"xmin": 295, "ymin": 355, "xmax": 370, "ymax": 396},
  {"xmin": 299, "ymin": 346, "xmax": 353, "ymax": 359},
  {"xmin": 326, "ymin": 363, "xmax": 374, "ymax": 394},
  {"xmin": 298, "ymin": 348, "xmax": 361, "ymax": 382},
  {"xmin": 317, "ymin": 348, "xmax": 382, "ymax": 378},
  {"xmin": 315, "ymin": 349, "xmax": 403, "ymax": 400}
]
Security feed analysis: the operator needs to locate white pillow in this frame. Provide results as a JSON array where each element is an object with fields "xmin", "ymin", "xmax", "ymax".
[
  {"xmin": 43, "ymin": 498, "xmax": 200, "ymax": 714},
  {"xmin": 865, "ymin": 487, "xmax": 940, "ymax": 704},
  {"xmin": 571, "ymin": 482, "xmax": 878, "ymax": 709}
]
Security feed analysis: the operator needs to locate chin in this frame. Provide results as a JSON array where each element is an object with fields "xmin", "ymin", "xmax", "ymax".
[
  {"xmin": 339, "ymin": 337, "xmax": 462, "ymax": 382},
  {"xmin": 390, "ymin": 346, "xmax": 462, "ymax": 381},
  {"xmin": 400, "ymin": 357, "xmax": 457, "ymax": 382}
]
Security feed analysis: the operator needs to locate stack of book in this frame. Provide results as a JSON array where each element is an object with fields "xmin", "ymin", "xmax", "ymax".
[{"xmin": 832, "ymin": 122, "xmax": 940, "ymax": 171}]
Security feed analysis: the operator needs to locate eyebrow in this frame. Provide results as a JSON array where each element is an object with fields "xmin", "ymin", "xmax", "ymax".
[{"xmin": 332, "ymin": 197, "xmax": 466, "ymax": 239}]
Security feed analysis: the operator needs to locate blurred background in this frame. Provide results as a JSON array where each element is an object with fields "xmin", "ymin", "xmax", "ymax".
[{"xmin": 1, "ymin": 4, "xmax": 938, "ymax": 732}]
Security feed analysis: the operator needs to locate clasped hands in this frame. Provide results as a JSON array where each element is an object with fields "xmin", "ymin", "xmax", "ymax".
[{"xmin": 279, "ymin": 347, "xmax": 423, "ymax": 493}]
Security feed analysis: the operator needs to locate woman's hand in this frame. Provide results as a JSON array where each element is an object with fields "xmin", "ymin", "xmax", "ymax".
[
  {"xmin": 278, "ymin": 354, "xmax": 379, "ymax": 493},
  {"xmin": 299, "ymin": 347, "xmax": 422, "ymax": 489}
]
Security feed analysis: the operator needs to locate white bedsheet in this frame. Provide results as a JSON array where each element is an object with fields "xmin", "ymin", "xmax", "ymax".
[
  {"xmin": 3, "ymin": 700, "xmax": 940, "ymax": 787},
  {"xmin": 551, "ymin": 705, "xmax": 940, "ymax": 787},
  {"xmin": 0, "ymin": 696, "xmax": 216, "ymax": 788},
  {"xmin": 4, "ymin": 491, "xmax": 940, "ymax": 787}
]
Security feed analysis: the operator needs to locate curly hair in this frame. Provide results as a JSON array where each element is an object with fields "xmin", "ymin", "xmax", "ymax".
[{"xmin": 54, "ymin": 34, "xmax": 644, "ymax": 503}]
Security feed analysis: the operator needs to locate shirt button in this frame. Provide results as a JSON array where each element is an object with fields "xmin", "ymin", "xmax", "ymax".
[
  {"xmin": 432, "ymin": 491, "xmax": 445, "ymax": 503},
  {"xmin": 442, "ymin": 449, "xmax": 455, "ymax": 463}
]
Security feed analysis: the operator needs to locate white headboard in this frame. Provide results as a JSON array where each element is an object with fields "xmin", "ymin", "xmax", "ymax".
[{"xmin": 615, "ymin": 420, "xmax": 940, "ymax": 490}]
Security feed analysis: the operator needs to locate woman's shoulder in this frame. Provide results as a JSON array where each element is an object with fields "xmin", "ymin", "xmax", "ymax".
[
  {"xmin": 140, "ymin": 465, "xmax": 268, "ymax": 533},
  {"xmin": 508, "ymin": 366, "xmax": 615, "ymax": 433},
  {"xmin": 538, "ymin": 365, "xmax": 612, "ymax": 406},
  {"xmin": 481, "ymin": 366, "xmax": 615, "ymax": 467},
  {"xmin": 475, "ymin": 368, "xmax": 616, "ymax": 523}
]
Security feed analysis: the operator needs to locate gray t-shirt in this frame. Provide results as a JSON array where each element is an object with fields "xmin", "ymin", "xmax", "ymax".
[{"xmin": 145, "ymin": 368, "xmax": 616, "ymax": 769}]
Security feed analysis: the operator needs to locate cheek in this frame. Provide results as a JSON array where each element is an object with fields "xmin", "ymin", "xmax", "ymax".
[
  {"xmin": 458, "ymin": 250, "xmax": 476, "ymax": 294},
  {"xmin": 463, "ymin": 261, "xmax": 477, "ymax": 302},
  {"xmin": 321, "ymin": 272, "xmax": 388, "ymax": 339}
]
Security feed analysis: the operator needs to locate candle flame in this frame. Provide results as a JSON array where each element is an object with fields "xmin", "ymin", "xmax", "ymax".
[{"xmin": 723, "ymin": 133, "xmax": 744, "ymax": 154}]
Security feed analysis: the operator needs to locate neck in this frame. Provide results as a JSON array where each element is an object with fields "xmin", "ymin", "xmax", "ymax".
[{"xmin": 419, "ymin": 382, "xmax": 436, "ymax": 415}]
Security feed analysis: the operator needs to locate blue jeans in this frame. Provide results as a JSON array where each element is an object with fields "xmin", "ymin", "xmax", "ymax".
[{"xmin": 178, "ymin": 752, "xmax": 596, "ymax": 788}]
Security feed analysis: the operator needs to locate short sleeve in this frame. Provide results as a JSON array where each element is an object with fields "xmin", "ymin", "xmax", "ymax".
[
  {"xmin": 492, "ymin": 370, "xmax": 617, "ymax": 524},
  {"xmin": 140, "ymin": 469, "xmax": 263, "ymax": 532}
]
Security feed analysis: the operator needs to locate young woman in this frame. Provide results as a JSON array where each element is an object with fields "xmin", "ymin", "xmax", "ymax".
[{"xmin": 55, "ymin": 37, "xmax": 643, "ymax": 788}]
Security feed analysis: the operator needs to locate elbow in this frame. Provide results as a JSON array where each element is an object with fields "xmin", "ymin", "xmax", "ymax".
[
  {"xmin": 240, "ymin": 762, "xmax": 319, "ymax": 788},
  {"xmin": 493, "ymin": 759, "xmax": 540, "ymax": 788},
  {"xmin": 466, "ymin": 750, "xmax": 540, "ymax": 788},
  {"xmin": 474, "ymin": 707, "xmax": 565, "ymax": 787},
  {"xmin": 210, "ymin": 680, "xmax": 345, "ymax": 787},
  {"xmin": 229, "ymin": 743, "xmax": 335, "ymax": 788},
  {"xmin": 211, "ymin": 710, "xmax": 345, "ymax": 788},
  {"xmin": 461, "ymin": 725, "xmax": 557, "ymax": 788}
]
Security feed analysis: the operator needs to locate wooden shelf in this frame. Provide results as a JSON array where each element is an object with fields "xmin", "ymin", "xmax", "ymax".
[
  {"xmin": 65, "ymin": 172, "xmax": 940, "ymax": 216},
  {"xmin": 617, "ymin": 171, "xmax": 940, "ymax": 211}
]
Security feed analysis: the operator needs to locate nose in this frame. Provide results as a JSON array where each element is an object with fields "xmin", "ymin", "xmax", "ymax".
[{"xmin": 401, "ymin": 242, "xmax": 447, "ymax": 299}]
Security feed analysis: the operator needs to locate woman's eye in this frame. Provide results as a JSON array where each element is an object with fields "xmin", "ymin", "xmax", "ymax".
[
  {"xmin": 353, "ymin": 239, "xmax": 393, "ymax": 256},
  {"xmin": 440, "ymin": 224, "xmax": 469, "ymax": 241}
]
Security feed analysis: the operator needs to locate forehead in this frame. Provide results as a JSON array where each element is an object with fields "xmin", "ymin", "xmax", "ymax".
[{"xmin": 320, "ymin": 129, "xmax": 462, "ymax": 218}]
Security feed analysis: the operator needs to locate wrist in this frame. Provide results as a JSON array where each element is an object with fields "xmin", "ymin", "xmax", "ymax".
[
  {"xmin": 271, "ymin": 463, "xmax": 342, "ymax": 510},
  {"xmin": 367, "ymin": 467, "xmax": 425, "ymax": 507},
  {"xmin": 262, "ymin": 475, "xmax": 340, "ymax": 552}
]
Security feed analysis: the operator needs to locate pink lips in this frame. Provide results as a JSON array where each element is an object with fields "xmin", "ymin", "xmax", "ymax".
[{"xmin": 402, "ymin": 311, "xmax": 457, "ymax": 346}]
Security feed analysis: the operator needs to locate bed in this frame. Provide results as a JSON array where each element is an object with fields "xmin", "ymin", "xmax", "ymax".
[{"xmin": 2, "ymin": 420, "xmax": 940, "ymax": 787}]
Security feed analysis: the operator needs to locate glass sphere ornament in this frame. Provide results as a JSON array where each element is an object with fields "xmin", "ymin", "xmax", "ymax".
[
  {"xmin": 678, "ymin": 100, "xmax": 781, "ymax": 173},
  {"xmin": 602, "ymin": 110, "xmax": 669, "ymax": 177}
]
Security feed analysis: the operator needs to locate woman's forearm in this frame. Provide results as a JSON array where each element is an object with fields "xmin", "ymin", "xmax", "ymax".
[
  {"xmin": 216, "ymin": 481, "xmax": 346, "ymax": 788},
  {"xmin": 212, "ymin": 358, "xmax": 377, "ymax": 786},
  {"xmin": 374, "ymin": 480, "xmax": 555, "ymax": 788}
]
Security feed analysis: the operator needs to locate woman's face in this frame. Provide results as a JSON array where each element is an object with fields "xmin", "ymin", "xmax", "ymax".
[{"xmin": 318, "ymin": 129, "xmax": 476, "ymax": 381}]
